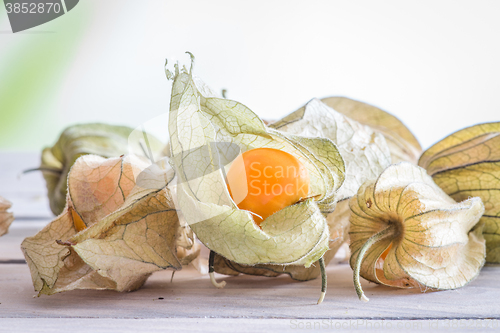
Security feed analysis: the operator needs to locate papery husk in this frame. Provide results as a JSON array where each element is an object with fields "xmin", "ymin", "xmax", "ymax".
[
  {"xmin": 321, "ymin": 96, "xmax": 422, "ymax": 164},
  {"xmin": 419, "ymin": 122, "xmax": 500, "ymax": 263},
  {"xmin": 0, "ymin": 196, "xmax": 14, "ymax": 237},
  {"xmin": 39, "ymin": 123, "xmax": 164, "ymax": 215},
  {"xmin": 214, "ymin": 98, "xmax": 391, "ymax": 280},
  {"xmin": 213, "ymin": 200, "xmax": 349, "ymax": 280},
  {"xmin": 21, "ymin": 154, "xmax": 197, "ymax": 295},
  {"xmin": 167, "ymin": 57, "xmax": 345, "ymax": 269},
  {"xmin": 349, "ymin": 162, "xmax": 486, "ymax": 301}
]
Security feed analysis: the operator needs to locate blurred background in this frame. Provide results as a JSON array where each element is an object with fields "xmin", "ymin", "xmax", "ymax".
[{"xmin": 1, "ymin": 0, "xmax": 500, "ymax": 152}]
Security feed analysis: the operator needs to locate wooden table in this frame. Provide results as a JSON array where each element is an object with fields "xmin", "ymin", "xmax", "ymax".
[{"xmin": 1, "ymin": 153, "xmax": 499, "ymax": 332}]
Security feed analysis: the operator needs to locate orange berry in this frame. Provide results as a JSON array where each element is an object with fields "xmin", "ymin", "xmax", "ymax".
[{"xmin": 226, "ymin": 148, "xmax": 309, "ymax": 226}]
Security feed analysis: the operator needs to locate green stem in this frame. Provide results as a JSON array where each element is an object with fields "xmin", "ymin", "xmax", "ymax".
[
  {"xmin": 317, "ymin": 256, "xmax": 327, "ymax": 304},
  {"xmin": 353, "ymin": 226, "xmax": 395, "ymax": 302},
  {"xmin": 140, "ymin": 126, "xmax": 155, "ymax": 163}
]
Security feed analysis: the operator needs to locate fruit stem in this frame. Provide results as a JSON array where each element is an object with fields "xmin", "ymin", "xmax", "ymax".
[
  {"xmin": 317, "ymin": 256, "xmax": 327, "ymax": 304},
  {"xmin": 170, "ymin": 270, "xmax": 175, "ymax": 283},
  {"xmin": 140, "ymin": 126, "xmax": 155, "ymax": 163},
  {"xmin": 353, "ymin": 225, "xmax": 395, "ymax": 302},
  {"xmin": 22, "ymin": 167, "xmax": 62, "ymax": 175},
  {"xmin": 208, "ymin": 250, "xmax": 226, "ymax": 289}
]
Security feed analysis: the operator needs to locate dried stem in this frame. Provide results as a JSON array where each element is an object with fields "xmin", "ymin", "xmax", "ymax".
[
  {"xmin": 353, "ymin": 225, "xmax": 395, "ymax": 302},
  {"xmin": 317, "ymin": 256, "xmax": 327, "ymax": 304},
  {"xmin": 208, "ymin": 250, "xmax": 226, "ymax": 289},
  {"xmin": 23, "ymin": 167, "xmax": 62, "ymax": 175}
]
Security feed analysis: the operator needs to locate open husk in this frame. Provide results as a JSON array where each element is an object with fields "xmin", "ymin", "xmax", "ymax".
[{"xmin": 349, "ymin": 162, "xmax": 485, "ymax": 301}]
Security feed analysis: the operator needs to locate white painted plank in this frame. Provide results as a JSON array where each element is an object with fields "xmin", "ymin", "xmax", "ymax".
[
  {"xmin": 0, "ymin": 152, "xmax": 52, "ymax": 218},
  {"xmin": 2, "ymin": 152, "xmax": 500, "ymax": 325},
  {"xmin": 0, "ymin": 222, "xmax": 49, "ymax": 261},
  {"xmin": 1, "ymin": 318, "xmax": 498, "ymax": 333},
  {"xmin": 1, "ymin": 263, "xmax": 499, "ymax": 320},
  {"xmin": 0, "ymin": 152, "xmax": 45, "ymax": 193}
]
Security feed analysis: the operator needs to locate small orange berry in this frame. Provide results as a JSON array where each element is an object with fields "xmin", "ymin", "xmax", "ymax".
[{"xmin": 226, "ymin": 148, "xmax": 309, "ymax": 225}]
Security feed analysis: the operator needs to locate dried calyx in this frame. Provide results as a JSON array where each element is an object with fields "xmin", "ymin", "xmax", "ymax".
[
  {"xmin": 0, "ymin": 196, "xmax": 14, "ymax": 237},
  {"xmin": 349, "ymin": 163, "xmax": 486, "ymax": 302},
  {"xmin": 321, "ymin": 97, "xmax": 422, "ymax": 164},
  {"xmin": 31, "ymin": 123, "xmax": 164, "ymax": 215},
  {"xmin": 214, "ymin": 97, "xmax": 393, "ymax": 283},
  {"xmin": 21, "ymin": 155, "xmax": 197, "ymax": 295},
  {"xmin": 419, "ymin": 122, "xmax": 500, "ymax": 263},
  {"xmin": 167, "ymin": 54, "xmax": 347, "ymax": 303}
]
